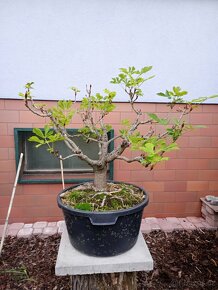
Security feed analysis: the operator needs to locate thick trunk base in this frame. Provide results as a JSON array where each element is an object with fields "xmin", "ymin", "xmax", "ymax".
[
  {"xmin": 94, "ymin": 167, "xmax": 108, "ymax": 191},
  {"xmin": 71, "ymin": 272, "xmax": 137, "ymax": 290}
]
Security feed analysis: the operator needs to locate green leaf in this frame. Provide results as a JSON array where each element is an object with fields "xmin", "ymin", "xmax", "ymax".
[
  {"xmin": 19, "ymin": 92, "xmax": 25, "ymax": 98},
  {"xmin": 141, "ymin": 66, "xmax": 152, "ymax": 74},
  {"xmin": 121, "ymin": 119, "xmax": 131, "ymax": 126},
  {"xmin": 28, "ymin": 136, "xmax": 44, "ymax": 144},
  {"xmin": 140, "ymin": 143, "xmax": 154, "ymax": 154},
  {"xmin": 44, "ymin": 125, "xmax": 50, "ymax": 137},
  {"xmin": 147, "ymin": 113, "xmax": 160, "ymax": 122},
  {"xmin": 32, "ymin": 128, "xmax": 44, "ymax": 139},
  {"xmin": 147, "ymin": 113, "xmax": 169, "ymax": 125},
  {"xmin": 157, "ymin": 92, "xmax": 166, "ymax": 97}
]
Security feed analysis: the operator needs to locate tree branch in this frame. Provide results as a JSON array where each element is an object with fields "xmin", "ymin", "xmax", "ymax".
[{"xmin": 116, "ymin": 156, "xmax": 143, "ymax": 163}]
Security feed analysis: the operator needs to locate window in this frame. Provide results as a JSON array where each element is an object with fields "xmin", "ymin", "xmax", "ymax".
[{"xmin": 14, "ymin": 128, "xmax": 114, "ymax": 184}]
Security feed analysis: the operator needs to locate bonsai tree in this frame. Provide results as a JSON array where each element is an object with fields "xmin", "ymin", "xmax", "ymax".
[{"xmin": 20, "ymin": 66, "xmax": 216, "ymax": 207}]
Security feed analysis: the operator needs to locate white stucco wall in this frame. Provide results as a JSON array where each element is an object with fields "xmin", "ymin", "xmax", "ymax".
[{"xmin": 0, "ymin": 0, "xmax": 218, "ymax": 102}]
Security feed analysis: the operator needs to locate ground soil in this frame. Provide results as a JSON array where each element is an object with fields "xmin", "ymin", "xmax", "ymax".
[{"xmin": 0, "ymin": 230, "xmax": 217, "ymax": 290}]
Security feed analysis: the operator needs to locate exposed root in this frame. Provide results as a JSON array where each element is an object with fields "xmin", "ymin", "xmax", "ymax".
[
  {"xmin": 100, "ymin": 195, "xmax": 107, "ymax": 207},
  {"xmin": 109, "ymin": 196, "xmax": 125, "ymax": 207}
]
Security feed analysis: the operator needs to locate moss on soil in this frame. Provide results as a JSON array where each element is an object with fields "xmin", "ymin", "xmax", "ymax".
[{"xmin": 61, "ymin": 182, "xmax": 144, "ymax": 211}]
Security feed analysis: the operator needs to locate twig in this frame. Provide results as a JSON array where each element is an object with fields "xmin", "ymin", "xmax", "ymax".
[
  {"xmin": 60, "ymin": 155, "xmax": 65, "ymax": 190},
  {"xmin": 0, "ymin": 153, "xmax": 23, "ymax": 256}
]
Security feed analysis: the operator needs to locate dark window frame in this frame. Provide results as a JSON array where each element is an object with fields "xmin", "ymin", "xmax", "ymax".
[{"xmin": 14, "ymin": 128, "xmax": 114, "ymax": 184}]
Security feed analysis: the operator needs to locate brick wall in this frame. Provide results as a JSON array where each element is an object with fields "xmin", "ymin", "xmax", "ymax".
[{"xmin": 0, "ymin": 99, "xmax": 218, "ymax": 223}]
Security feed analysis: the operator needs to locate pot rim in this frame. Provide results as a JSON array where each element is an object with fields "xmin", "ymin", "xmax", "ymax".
[{"xmin": 57, "ymin": 180, "xmax": 149, "ymax": 217}]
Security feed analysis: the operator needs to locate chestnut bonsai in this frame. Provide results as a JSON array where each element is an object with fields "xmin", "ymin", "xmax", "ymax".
[{"xmin": 20, "ymin": 66, "xmax": 216, "ymax": 209}]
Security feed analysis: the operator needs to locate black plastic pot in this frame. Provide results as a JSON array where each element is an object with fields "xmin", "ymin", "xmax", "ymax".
[{"xmin": 57, "ymin": 181, "xmax": 149, "ymax": 257}]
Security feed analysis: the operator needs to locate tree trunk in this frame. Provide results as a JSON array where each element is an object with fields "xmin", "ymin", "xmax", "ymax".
[
  {"xmin": 72, "ymin": 272, "xmax": 137, "ymax": 290},
  {"xmin": 93, "ymin": 166, "xmax": 108, "ymax": 191}
]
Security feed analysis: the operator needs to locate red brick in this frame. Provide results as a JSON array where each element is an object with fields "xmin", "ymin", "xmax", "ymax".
[
  {"xmin": 185, "ymin": 202, "xmax": 201, "ymax": 213},
  {"xmin": 189, "ymin": 136, "xmax": 212, "ymax": 148},
  {"xmin": 154, "ymin": 161, "xmax": 166, "ymax": 170},
  {"xmin": 199, "ymin": 148, "xmax": 218, "ymax": 158},
  {"xmin": 114, "ymin": 103, "xmax": 135, "ymax": 112},
  {"xmin": 0, "ymin": 172, "xmax": 11, "ymax": 184},
  {"xmin": 4, "ymin": 100, "xmax": 27, "ymax": 110},
  {"xmin": 176, "ymin": 137, "xmax": 189, "ymax": 147},
  {"xmin": 187, "ymin": 159, "xmax": 209, "ymax": 169},
  {"xmin": 0, "ymin": 136, "xmax": 14, "ymax": 148},
  {"xmin": 164, "ymin": 202, "xmax": 186, "ymax": 215},
  {"xmin": 176, "ymin": 148, "xmax": 200, "ymax": 159},
  {"xmin": 199, "ymin": 170, "xmax": 218, "ymax": 181},
  {"xmin": 131, "ymin": 170, "xmax": 153, "ymax": 181},
  {"xmin": 23, "ymin": 184, "xmax": 50, "ymax": 195},
  {"xmin": 209, "ymin": 181, "xmax": 218, "ymax": 191},
  {"xmin": 175, "ymin": 191, "xmax": 198, "ymax": 202},
  {"xmin": 164, "ymin": 181, "xmax": 187, "ymax": 192},
  {"xmin": 0, "ymin": 184, "xmax": 14, "ymax": 195},
  {"xmin": 8, "ymin": 148, "xmax": 15, "ymax": 160},
  {"xmin": 212, "ymin": 113, "xmax": 218, "ymax": 124},
  {"xmin": 14, "ymin": 195, "xmax": 56, "ymax": 207},
  {"xmin": 48, "ymin": 184, "xmax": 63, "ymax": 193},
  {"xmin": 68, "ymin": 112, "xmax": 83, "ymax": 124},
  {"xmin": 190, "ymin": 113, "xmax": 213, "ymax": 124},
  {"xmin": 120, "ymin": 112, "xmax": 139, "ymax": 123},
  {"xmin": 197, "ymin": 126, "xmax": 218, "ymax": 137},
  {"xmin": 153, "ymin": 170, "xmax": 175, "ymax": 181},
  {"xmin": 175, "ymin": 170, "xmax": 198, "ymax": 181},
  {"xmin": 153, "ymin": 191, "xmax": 176, "ymax": 203},
  {"xmin": 142, "ymin": 103, "xmax": 156, "ymax": 113},
  {"xmin": 0, "ymin": 148, "xmax": 9, "ymax": 159},
  {"xmin": 156, "ymin": 103, "xmax": 174, "ymax": 112},
  {"xmin": 0, "ymin": 100, "xmax": 5, "ymax": 109},
  {"xmin": 165, "ymin": 159, "xmax": 188, "ymax": 170},
  {"xmin": 114, "ymin": 170, "xmax": 131, "ymax": 182},
  {"xmin": 143, "ymin": 182, "xmax": 164, "ymax": 192},
  {"xmin": 0, "ymin": 110, "xmax": 19, "ymax": 122},
  {"xmin": 143, "ymin": 202, "xmax": 164, "ymax": 217},
  {"xmin": 0, "ymin": 123, "xmax": 7, "ymax": 135},
  {"xmin": 7, "ymin": 123, "xmax": 32, "ymax": 135},
  {"xmin": 187, "ymin": 181, "xmax": 209, "ymax": 191},
  {"xmin": 103, "ymin": 112, "xmax": 121, "ymax": 124},
  {"xmin": 202, "ymin": 104, "xmax": 218, "ymax": 113},
  {"xmin": 19, "ymin": 111, "xmax": 46, "ymax": 123},
  {"xmin": 0, "ymin": 160, "xmax": 15, "ymax": 172},
  {"xmin": 211, "ymin": 137, "xmax": 218, "ymax": 147},
  {"xmin": 165, "ymin": 150, "xmax": 177, "ymax": 159},
  {"xmin": 209, "ymin": 159, "xmax": 218, "ymax": 169}
]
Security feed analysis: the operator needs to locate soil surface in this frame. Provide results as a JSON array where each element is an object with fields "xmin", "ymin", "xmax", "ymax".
[
  {"xmin": 61, "ymin": 182, "xmax": 144, "ymax": 211},
  {"xmin": 0, "ymin": 230, "xmax": 217, "ymax": 290}
]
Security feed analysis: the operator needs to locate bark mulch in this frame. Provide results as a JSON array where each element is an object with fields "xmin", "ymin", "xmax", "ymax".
[{"xmin": 0, "ymin": 229, "xmax": 217, "ymax": 290}]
